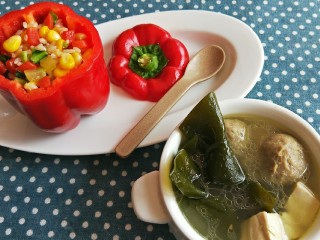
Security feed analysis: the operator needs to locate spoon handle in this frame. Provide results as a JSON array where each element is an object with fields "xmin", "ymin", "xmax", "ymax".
[{"xmin": 115, "ymin": 76, "xmax": 193, "ymax": 157}]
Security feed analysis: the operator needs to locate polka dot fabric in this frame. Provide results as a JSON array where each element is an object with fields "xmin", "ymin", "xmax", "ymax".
[{"xmin": 0, "ymin": 0, "xmax": 319, "ymax": 239}]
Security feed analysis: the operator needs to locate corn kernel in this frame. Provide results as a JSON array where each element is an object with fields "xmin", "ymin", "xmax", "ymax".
[
  {"xmin": 59, "ymin": 53, "xmax": 75, "ymax": 70},
  {"xmin": 56, "ymin": 39, "xmax": 65, "ymax": 51},
  {"xmin": 46, "ymin": 30, "xmax": 61, "ymax": 43},
  {"xmin": 3, "ymin": 35, "xmax": 22, "ymax": 53},
  {"xmin": 39, "ymin": 26, "xmax": 49, "ymax": 38},
  {"xmin": 71, "ymin": 52, "xmax": 82, "ymax": 66},
  {"xmin": 53, "ymin": 66, "xmax": 69, "ymax": 78}
]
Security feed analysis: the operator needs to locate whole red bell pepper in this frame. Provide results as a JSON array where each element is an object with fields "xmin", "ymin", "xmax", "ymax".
[
  {"xmin": 0, "ymin": 2, "xmax": 110, "ymax": 133},
  {"xmin": 109, "ymin": 24, "xmax": 189, "ymax": 102}
]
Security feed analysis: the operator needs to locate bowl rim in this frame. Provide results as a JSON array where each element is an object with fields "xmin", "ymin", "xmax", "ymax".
[{"xmin": 159, "ymin": 98, "xmax": 320, "ymax": 240}]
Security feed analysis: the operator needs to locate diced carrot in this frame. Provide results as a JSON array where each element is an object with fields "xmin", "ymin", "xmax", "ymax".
[
  {"xmin": 26, "ymin": 27, "xmax": 40, "ymax": 46},
  {"xmin": 37, "ymin": 76, "xmax": 51, "ymax": 88},
  {"xmin": 17, "ymin": 61, "xmax": 38, "ymax": 72},
  {"xmin": 23, "ymin": 13, "xmax": 36, "ymax": 23},
  {"xmin": 43, "ymin": 13, "xmax": 54, "ymax": 29},
  {"xmin": 71, "ymin": 39, "xmax": 88, "ymax": 52}
]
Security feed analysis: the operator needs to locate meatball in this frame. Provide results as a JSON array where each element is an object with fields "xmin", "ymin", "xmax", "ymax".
[
  {"xmin": 261, "ymin": 133, "xmax": 308, "ymax": 184},
  {"xmin": 225, "ymin": 119, "xmax": 246, "ymax": 156}
]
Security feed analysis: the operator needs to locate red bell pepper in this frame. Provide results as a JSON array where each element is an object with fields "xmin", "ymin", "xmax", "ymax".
[
  {"xmin": 0, "ymin": 2, "xmax": 110, "ymax": 133},
  {"xmin": 109, "ymin": 24, "xmax": 189, "ymax": 102}
]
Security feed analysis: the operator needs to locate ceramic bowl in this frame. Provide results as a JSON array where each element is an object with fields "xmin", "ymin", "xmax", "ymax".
[{"xmin": 132, "ymin": 98, "xmax": 320, "ymax": 240}]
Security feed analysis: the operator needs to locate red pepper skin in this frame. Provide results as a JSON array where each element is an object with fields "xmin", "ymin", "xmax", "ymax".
[
  {"xmin": 0, "ymin": 2, "xmax": 110, "ymax": 133},
  {"xmin": 109, "ymin": 24, "xmax": 189, "ymax": 102}
]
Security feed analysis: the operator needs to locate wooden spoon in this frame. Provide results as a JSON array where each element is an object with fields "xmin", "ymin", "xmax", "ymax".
[{"xmin": 115, "ymin": 45, "xmax": 226, "ymax": 157}]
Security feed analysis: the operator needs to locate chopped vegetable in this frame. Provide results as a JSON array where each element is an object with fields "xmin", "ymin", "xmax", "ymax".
[
  {"xmin": 247, "ymin": 181, "xmax": 277, "ymax": 212},
  {"xmin": 3, "ymin": 35, "xmax": 21, "ymax": 53},
  {"xmin": 179, "ymin": 92, "xmax": 245, "ymax": 185},
  {"xmin": 0, "ymin": 4, "xmax": 90, "ymax": 92},
  {"xmin": 24, "ymin": 68, "xmax": 46, "ymax": 82},
  {"xmin": 30, "ymin": 50, "xmax": 48, "ymax": 64},
  {"xmin": 170, "ymin": 149, "xmax": 207, "ymax": 199}
]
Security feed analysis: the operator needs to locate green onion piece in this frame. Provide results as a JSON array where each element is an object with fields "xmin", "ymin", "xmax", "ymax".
[
  {"xmin": 62, "ymin": 41, "xmax": 69, "ymax": 49},
  {"xmin": 20, "ymin": 51, "xmax": 29, "ymax": 63},
  {"xmin": 30, "ymin": 50, "xmax": 48, "ymax": 64}
]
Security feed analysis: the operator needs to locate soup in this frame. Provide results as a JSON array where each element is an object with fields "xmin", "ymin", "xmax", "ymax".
[{"xmin": 170, "ymin": 93, "xmax": 319, "ymax": 240}]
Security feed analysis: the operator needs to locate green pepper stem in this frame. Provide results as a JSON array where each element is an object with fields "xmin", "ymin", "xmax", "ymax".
[{"xmin": 137, "ymin": 53, "xmax": 159, "ymax": 71}]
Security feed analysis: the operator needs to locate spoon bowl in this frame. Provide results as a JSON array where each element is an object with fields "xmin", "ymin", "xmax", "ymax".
[{"xmin": 115, "ymin": 45, "xmax": 226, "ymax": 157}]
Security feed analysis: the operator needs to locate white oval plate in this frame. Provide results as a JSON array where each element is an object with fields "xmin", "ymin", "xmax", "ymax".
[{"xmin": 0, "ymin": 10, "xmax": 263, "ymax": 155}]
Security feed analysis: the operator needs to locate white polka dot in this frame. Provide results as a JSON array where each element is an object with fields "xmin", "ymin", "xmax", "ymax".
[
  {"xmin": 86, "ymin": 200, "xmax": 93, "ymax": 206},
  {"xmin": 57, "ymin": 188, "xmax": 63, "ymax": 194},
  {"xmin": 69, "ymin": 232, "xmax": 76, "ymax": 239},
  {"xmin": 110, "ymin": 180, "xmax": 116, "ymax": 186},
  {"xmin": 4, "ymin": 195, "xmax": 10, "ymax": 202},
  {"xmin": 53, "ymin": 209, "xmax": 59, "ymax": 215},
  {"xmin": 19, "ymin": 218, "xmax": 25, "ymax": 225},
  {"xmin": 82, "ymin": 221, "xmax": 89, "ymax": 228},
  {"xmin": 116, "ymin": 212, "xmax": 122, "ymax": 219},
  {"xmin": 98, "ymin": 190, "xmax": 105, "ymax": 196},
  {"xmin": 32, "ymin": 208, "xmax": 38, "ymax": 214},
  {"xmin": 61, "ymin": 220, "xmax": 68, "ymax": 227},
  {"xmin": 48, "ymin": 231, "xmax": 54, "ymax": 238},
  {"xmin": 74, "ymin": 210, "xmax": 80, "ymax": 217},
  {"xmin": 104, "ymin": 223, "xmax": 110, "ymax": 230},
  {"xmin": 40, "ymin": 219, "xmax": 46, "ymax": 226},
  {"xmin": 5, "ymin": 228, "xmax": 11, "ymax": 235},
  {"xmin": 147, "ymin": 225, "xmax": 154, "ymax": 232},
  {"xmin": 45, "ymin": 198, "xmax": 51, "ymax": 204},
  {"xmin": 26, "ymin": 229, "xmax": 33, "ymax": 236}
]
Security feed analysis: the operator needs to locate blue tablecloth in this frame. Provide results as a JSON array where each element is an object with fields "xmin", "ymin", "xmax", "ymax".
[{"xmin": 0, "ymin": 0, "xmax": 319, "ymax": 239}]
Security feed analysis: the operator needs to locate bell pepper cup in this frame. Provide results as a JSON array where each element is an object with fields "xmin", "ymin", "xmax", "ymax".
[{"xmin": 0, "ymin": 2, "xmax": 110, "ymax": 133}]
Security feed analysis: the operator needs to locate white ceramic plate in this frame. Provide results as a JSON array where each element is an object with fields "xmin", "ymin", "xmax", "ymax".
[{"xmin": 0, "ymin": 10, "xmax": 264, "ymax": 155}]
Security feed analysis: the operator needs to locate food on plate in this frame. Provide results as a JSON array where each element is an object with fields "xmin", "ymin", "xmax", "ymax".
[
  {"xmin": 109, "ymin": 23, "xmax": 189, "ymax": 101},
  {"xmin": 0, "ymin": 2, "xmax": 109, "ymax": 132},
  {"xmin": 169, "ymin": 92, "xmax": 319, "ymax": 239}
]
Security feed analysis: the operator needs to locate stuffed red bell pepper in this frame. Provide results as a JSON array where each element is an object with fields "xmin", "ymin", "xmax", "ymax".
[
  {"xmin": 109, "ymin": 24, "xmax": 189, "ymax": 102},
  {"xmin": 0, "ymin": 2, "xmax": 109, "ymax": 132}
]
